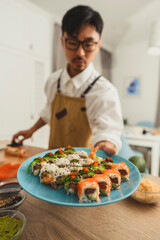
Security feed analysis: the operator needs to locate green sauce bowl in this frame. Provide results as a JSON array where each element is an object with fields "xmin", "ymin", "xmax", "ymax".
[{"xmin": 0, "ymin": 210, "xmax": 26, "ymax": 240}]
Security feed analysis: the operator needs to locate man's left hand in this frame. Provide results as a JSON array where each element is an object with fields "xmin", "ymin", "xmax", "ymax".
[{"xmin": 96, "ymin": 141, "xmax": 116, "ymax": 155}]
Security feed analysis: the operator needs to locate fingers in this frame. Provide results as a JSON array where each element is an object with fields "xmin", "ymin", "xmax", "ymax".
[
  {"xmin": 104, "ymin": 145, "xmax": 116, "ymax": 155},
  {"xmin": 11, "ymin": 131, "xmax": 24, "ymax": 144},
  {"xmin": 96, "ymin": 141, "xmax": 117, "ymax": 155}
]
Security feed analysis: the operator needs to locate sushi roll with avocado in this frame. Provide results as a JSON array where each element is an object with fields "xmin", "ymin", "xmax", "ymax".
[
  {"xmin": 43, "ymin": 152, "xmax": 58, "ymax": 163},
  {"xmin": 28, "ymin": 157, "xmax": 44, "ymax": 176},
  {"xmin": 64, "ymin": 172, "xmax": 82, "ymax": 195},
  {"xmin": 92, "ymin": 174, "xmax": 112, "ymax": 196},
  {"xmin": 63, "ymin": 146, "xmax": 76, "ymax": 154},
  {"xmin": 99, "ymin": 157, "xmax": 114, "ymax": 169},
  {"xmin": 78, "ymin": 178, "xmax": 100, "ymax": 203},
  {"xmin": 111, "ymin": 162, "xmax": 130, "ymax": 181},
  {"xmin": 52, "ymin": 167, "xmax": 71, "ymax": 189},
  {"xmin": 77, "ymin": 168, "xmax": 95, "ymax": 179},
  {"xmin": 88, "ymin": 161, "xmax": 106, "ymax": 174},
  {"xmin": 54, "ymin": 148, "xmax": 67, "ymax": 158},
  {"xmin": 103, "ymin": 169, "xmax": 121, "ymax": 189}
]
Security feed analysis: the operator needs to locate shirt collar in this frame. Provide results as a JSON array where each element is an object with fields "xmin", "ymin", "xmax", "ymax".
[{"xmin": 62, "ymin": 63, "xmax": 94, "ymax": 89}]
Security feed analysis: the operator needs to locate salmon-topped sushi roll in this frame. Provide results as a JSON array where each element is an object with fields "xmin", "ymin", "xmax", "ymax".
[
  {"xmin": 93, "ymin": 174, "xmax": 112, "ymax": 196},
  {"xmin": 103, "ymin": 169, "xmax": 121, "ymax": 189},
  {"xmin": 111, "ymin": 162, "xmax": 130, "ymax": 181},
  {"xmin": 78, "ymin": 178, "xmax": 100, "ymax": 203}
]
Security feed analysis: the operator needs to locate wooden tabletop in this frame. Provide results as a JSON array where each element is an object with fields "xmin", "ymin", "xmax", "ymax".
[
  {"xmin": 20, "ymin": 193, "xmax": 160, "ymax": 240},
  {"xmin": 0, "ymin": 145, "xmax": 46, "ymax": 164},
  {"xmin": 1, "ymin": 146, "xmax": 160, "ymax": 240}
]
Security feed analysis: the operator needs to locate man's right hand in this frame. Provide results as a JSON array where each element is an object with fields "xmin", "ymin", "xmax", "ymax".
[
  {"xmin": 11, "ymin": 129, "xmax": 33, "ymax": 145},
  {"xmin": 11, "ymin": 117, "xmax": 46, "ymax": 145}
]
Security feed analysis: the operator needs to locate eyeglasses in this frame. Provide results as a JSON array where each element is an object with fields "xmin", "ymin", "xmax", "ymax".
[{"xmin": 63, "ymin": 38, "xmax": 98, "ymax": 52}]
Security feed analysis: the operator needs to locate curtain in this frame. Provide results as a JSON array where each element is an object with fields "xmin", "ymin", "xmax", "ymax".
[
  {"xmin": 100, "ymin": 48, "xmax": 112, "ymax": 82},
  {"xmin": 52, "ymin": 23, "xmax": 66, "ymax": 71},
  {"xmin": 155, "ymin": 59, "xmax": 160, "ymax": 127}
]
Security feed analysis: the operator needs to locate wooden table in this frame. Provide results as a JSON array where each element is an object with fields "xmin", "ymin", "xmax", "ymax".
[
  {"xmin": 0, "ymin": 145, "xmax": 45, "ymax": 164},
  {"xmin": 1, "ymin": 146, "xmax": 160, "ymax": 240},
  {"xmin": 20, "ymin": 194, "xmax": 160, "ymax": 240}
]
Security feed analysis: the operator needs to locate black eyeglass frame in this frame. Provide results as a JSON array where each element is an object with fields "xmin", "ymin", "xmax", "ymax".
[{"xmin": 63, "ymin": 37, "xmax": 99, "ymax": 52}]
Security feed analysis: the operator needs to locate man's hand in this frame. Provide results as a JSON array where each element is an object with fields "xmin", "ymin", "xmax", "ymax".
[
  {"xmin": 11, "ymin": 117, "xmax": 46, "ymax": 145},
  {"xmin": 12, "ymin": 129, "xmax": 33, "ymax": 145},
  {"xmin": 96, "ymin": 141, "xmax": 116, "ymax": 155}
]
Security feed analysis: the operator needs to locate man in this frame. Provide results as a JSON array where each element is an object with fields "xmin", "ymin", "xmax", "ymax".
[{"xmin": 12, "ymin": 5, "xmax": 123, "ymax": 155}]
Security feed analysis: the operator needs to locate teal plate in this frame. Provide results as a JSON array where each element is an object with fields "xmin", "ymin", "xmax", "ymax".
[{"xmin": 17, "ymin": 148, "xmax": 141, "ymax": 207}]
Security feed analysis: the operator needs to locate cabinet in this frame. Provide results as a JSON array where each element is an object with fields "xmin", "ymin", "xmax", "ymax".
[{"xmin": 0, "ymin": 0, "xmax": 53, "ymax": 148}]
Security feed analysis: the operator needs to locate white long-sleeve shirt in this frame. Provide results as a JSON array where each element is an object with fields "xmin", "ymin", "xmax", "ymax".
[{"xmin": 40, "ymin": 63, "xmax": 123, "ymax": 152}]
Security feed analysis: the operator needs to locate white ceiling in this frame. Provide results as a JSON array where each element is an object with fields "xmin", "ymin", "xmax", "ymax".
[{"xmin": 27, "ymin": 0, "xmax": 158, "ymax": 50}]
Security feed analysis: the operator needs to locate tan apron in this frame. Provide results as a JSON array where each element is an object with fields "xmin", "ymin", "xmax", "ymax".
[{"xmin": 48, "ymin": 74, "xmax": 101, "ymax": 149}]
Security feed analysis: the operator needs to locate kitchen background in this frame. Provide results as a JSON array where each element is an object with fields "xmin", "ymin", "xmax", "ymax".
[{"xmin": 0, "ymin": 0, "xmax": 160, "ymax": 148}]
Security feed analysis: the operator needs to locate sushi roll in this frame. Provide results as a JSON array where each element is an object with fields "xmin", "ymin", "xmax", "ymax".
[
  {"xmin": 100, "ymin": 157, "xmax": 114, "ymax": 169},
  {"xmin": 52, "ymin": 158, "xmax": 70, "ymax": 168},
  {"xmin": 64, "ymin": 172, "xmax": 82, "ymax": 195},
  {"xmin": 28, "ymin": 157, "xmax": 43, "ymax": 176},
  {"xmin": 63, "ymin": 146, "xmax": 76, "ymax": 154},
  {"xmin": 39, "ymin": 162, "xmax": 59, "ymax": 186},
  {"xmin": 78, "ymin": 178, "xmax": 100, "ymax": 202},
  {"xmin": 111, "ymin": 162, "xmax": 130, "ymax": 181},
  {"xmin": 88, "ymin": 161, "xmax": 106, "ymax": 174},
  {"xmin": 67, "ymin": 153, "xmax": 80, "ymax": 162},
  {"xmin": 77, "ymin": 168, "xmax": 95, "ymax": 179},
  {"xmin": 54, "ymin": 148, "xmax": 67, "ymax": 158},
  {"xmin": 69, "ymin": 166, "xmax": 84, "ymax": 172},
  {"xmin": 69, "ymin": 158, "xmax": 94, "ymax": 167},
  {"xmin": 43, "ymin": 152, "xmax": 58, "ymax": 163},
  {"xmin": 93, "ymin": 174, "xmax": 112, "ymax": 196},
  {"xmin": 40, "ymin": 162, "xmax": 71, "ymax": 189},
  {"xmin": 52, "ymin": 167, "xmax": 71, "ymax": 189},
  {"xmin": 103, "ymin": 169, "xmax": 121, "ymax": 189},
  {"xmin": 76, "ymin": 150, "xmax": 88, "ymax": 158}
]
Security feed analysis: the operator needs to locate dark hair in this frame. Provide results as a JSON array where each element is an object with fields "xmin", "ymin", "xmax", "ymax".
[{"xmin": 62, "ymin": 5, "xmax": 103, "ymax": 36}]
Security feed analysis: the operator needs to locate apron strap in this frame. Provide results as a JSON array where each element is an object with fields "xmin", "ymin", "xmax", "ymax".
[
  {"xmin": 57, "ymin": 70, "xmax": 64, "ymax": 93},
  {"xmin": 57, "ymin": 71, "xmax": 101, "ymax": 97},
  {"xmin": 81, "ymin": 75, "xmax": 102, "ymax": 98}
]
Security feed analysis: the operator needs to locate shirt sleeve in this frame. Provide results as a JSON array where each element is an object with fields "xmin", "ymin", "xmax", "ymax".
[
  {"xmin": 40, "ymin": 101, "xmax": 51, "ymax": 124},
  {"xmin": 85, "ymin": 78, "xmax": 124, "ymax": 152}
]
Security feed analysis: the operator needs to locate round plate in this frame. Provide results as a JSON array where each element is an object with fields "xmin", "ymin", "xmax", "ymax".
[{"xmin": 17, "ymin": 148, "xmax": 141, "ymax": 207}]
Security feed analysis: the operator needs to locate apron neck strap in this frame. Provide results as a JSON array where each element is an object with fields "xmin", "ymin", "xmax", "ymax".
[
  {"xmin": 57, "ymin": 71, "xmax": 101, "ymax": 97},
  {"xmin": 57, "ymin": 70, "xmax": 64, "ymax": 93},
  {"xmin": 81, "ymin": 75, "xmax": 102, "ymax": 98}
]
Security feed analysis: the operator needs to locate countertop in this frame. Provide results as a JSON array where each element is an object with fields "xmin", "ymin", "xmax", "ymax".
[{"xmin": 1, "ymin": 145, "xmax": 160, "ymax": 240}]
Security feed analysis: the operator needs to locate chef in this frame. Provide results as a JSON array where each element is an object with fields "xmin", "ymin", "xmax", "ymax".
[{"xmin": 12, "ymin": 5, "xmax": 123, "ymax": 155}]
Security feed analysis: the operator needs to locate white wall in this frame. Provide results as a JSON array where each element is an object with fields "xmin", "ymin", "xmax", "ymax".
[
  {"xmin": 0, "ymin": 0, "xmax": 58, "ymax": 148},
  {"xmin": 112, "ymin": 40, "xmax": 159, "ymax": 125},
  {"xmin": 112, "ymin": 0, "xmax": 160, "ymax": 126}
]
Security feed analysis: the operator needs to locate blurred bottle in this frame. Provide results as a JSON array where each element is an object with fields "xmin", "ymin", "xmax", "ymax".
[{"xmin": 123, "ymin": 118, "xmax": 128, "ymax": 126}]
